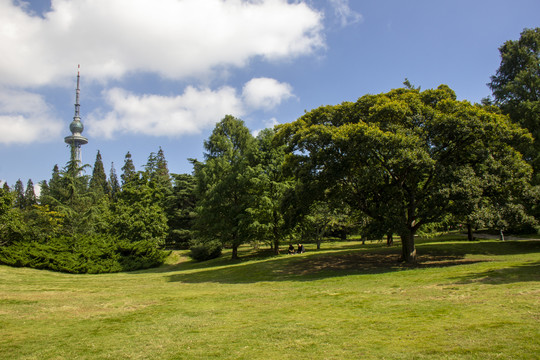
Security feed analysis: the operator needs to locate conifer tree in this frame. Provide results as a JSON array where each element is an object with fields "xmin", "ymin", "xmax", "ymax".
[
  {"xmin": 121, "ymin": 152, "xmax": 137, "ymax": 186},
  {"xmin": 89, "ymin": 150, "xmax": 110, "ymax": 197},
  {"xmin": 46, "ymin": 164, "xmax": 63, "ymax": 206},
  {"xmin": 155, "ymin": 147, "xmax": 172, "ymax": 191},
  {"xmin": 13, "ymin": 179, "xmax": 25, "ymax": 209},
  {"xmin": 193, "ymin": 115, "xmax": 256, "ymax": 259},
  {"xmin": 145, "ymin": 147, "xmax": 172, "ymax": 206},
  {"xmin": 24, "ymin": 179, "xmax": 37, "ymax": 208},
  {"xmin": 108, "ymin": 162, "xmax": 121, "ymax": 202},
  {"xmin": 38, "ymin": 180, "xmax": 49, "ymax": 204},
  {"xmin": 165, "ymin": 173, "xmax": 197, "ymax": 249}
]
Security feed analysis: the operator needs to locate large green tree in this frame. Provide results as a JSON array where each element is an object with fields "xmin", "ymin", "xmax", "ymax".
[
  {"xmin": 247, "ymin": 128, "xmax": 295, "ymax": 254},
  {"xmin": 278, "ymin": 85, "xmax": 533, "ymax": 262},
  {"xmin": 193, "ymin": 115, "xmax": 256, "ymax": 259},
  {"xmin": 489, "ymin": 27, "xmax": 540, "ymax": 183}
]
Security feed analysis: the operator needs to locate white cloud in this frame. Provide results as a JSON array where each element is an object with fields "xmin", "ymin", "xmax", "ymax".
[
  {"xmin": 242, "ymin": 78, "xmax": 294, "ymax": 110},
  {"xmin": 328, "ymin": 0, "xmax": 362, "ymax": 27},
  {"xmin": 0, "ymin": 88, "xmax": 62, "ymax": 144},
  {"xmin": 87, "ymin": 77, "xmax": 294, "ymax": 138},
  {"xmin": 87, "ymin": 85, "xmax": 245, "ymax": 138},
  {"xmin": 0, "ymin": 0, "xmax": 324, "ymax": 87}
]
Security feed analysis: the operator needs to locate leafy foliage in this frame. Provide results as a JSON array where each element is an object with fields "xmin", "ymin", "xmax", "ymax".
[
  {"xmin": 277, "ymin": 85, "xmax": 535, "ymax": 262},
  {"xmin": 489, "ymin": 27, "xmax": 540, "ymax": 183},
  {"xmin": 165, "ymin": 173, "xmax": 197, "ymax": 249},
  {"xmin": 188, "ymin": 239, "xmax": 222, "ymax": 261},
  {"xmin": 193, "ymin": 115, "xmax": 257, "ymax": 259}
]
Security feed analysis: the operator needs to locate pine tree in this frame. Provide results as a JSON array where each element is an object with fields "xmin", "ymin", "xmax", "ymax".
[
  {"xmin": 46, "ymin": 164, "xmax": 63, "ymax": 206},
  {"xmin": 121, "ymin": 152, "xmax": 137, "ymax": 186},
  {"xmin": 24, "ymin": 179, "xmax": 37, "ymax": 208},
  {"xmin": 108, "ymin": 162, "xmax": 121, "ymax": 202},
  {"xmin": 38, "ymin": 180, "xmax": 49, "ymax": 204},
  {"xmin": 13, "ymin": 179, "xmax": 25, "ymax": 209},
  {"xmin": 89, "ymin": 150, "xmax": 110, "ymax": 198},
  {"xmin": 165, "ymin": 173, "xmax": 197, "ymax": 249},
  {"xmin": 155, "ymin": 147, "xmax": 172, "ymax": 191},
  {"xmin": 146, "ymin": 147, "xmax": 172, "ymax": 205}
]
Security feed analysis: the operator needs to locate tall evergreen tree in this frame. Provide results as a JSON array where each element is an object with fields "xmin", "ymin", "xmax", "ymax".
[
  {"xmin": 121, "ymin": 152, "xmax": 137, "ymax": 186},
  {"xmin": 247, "ymin": 128, "xmax": 294, "ymax": 254},
  {"xmin": 154, "ymin": 147, "xmax": 172, "ymax": 191},
  {"xmin": 145, "ymin": 147, "xmax": 172, "ymax": 206},
  {"xmin": 13, "ymin": 179, "xmax": 25, "ymax": 209},
  {"xmin": 45, "ymin": 164, "xmax": 63, "ymax": 207},
  {"xmin": 165, "ymin": 173, "xmax": 197, "ymax": 249},
  {"xmin": 89, "ymin": 150, "xmax": 109, "ymax": 196},
  {"xmin": 193, "ymin": 115, "xmax": 256, "ymax": 259},
  {"xmin": 24, "ymin": 179, "xmax": 37, "ymax": 208},
  {"xmin": 108, "ymin": 162, "xmax": 121, "ymax": 202},
  {"xmin": 38, "ymin": 180, "xmax": 49, "ymax": 204}
]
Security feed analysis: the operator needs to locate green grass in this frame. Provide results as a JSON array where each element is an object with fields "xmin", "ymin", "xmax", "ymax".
[{"xmin": 1, "ymin": 237, "xmax": 539, "ymax": 359}]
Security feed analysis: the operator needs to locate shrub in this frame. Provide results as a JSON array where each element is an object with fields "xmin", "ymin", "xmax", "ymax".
[
  {"xmin": 0, "ymin": 235, "xmax": 167, "ymax": 274},
  {"xmin": 189, "ymin": 240, "xmax": 222, "ymax": 261}
]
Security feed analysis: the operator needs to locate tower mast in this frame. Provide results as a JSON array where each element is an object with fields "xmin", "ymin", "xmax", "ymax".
[{"xmin": 64, "ymin": 65, "xmax": 88, "ymax": 170}]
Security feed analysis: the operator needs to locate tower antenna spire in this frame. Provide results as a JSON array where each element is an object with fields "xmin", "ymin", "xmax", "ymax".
[
  {"xmin": 74, "ymin": 64, "xmax": 81, "ymax": 119},
  {"xmin": 65, "ymin": 64, "xmax": 88, "ymax": 170}
]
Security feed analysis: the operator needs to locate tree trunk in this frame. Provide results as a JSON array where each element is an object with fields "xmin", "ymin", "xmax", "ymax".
[
  {"xmin": 467, "ymin": 223, "xmax": 474, "ymax": 241},
  {"xmin": 273, "ymin": 239, "xmax": 280, "ymax": 255},
  {"xmin": 400, "ymin": 231, "xmax": 417, "ymax": 263},
  {"xmin": 386, "ymin": 233, "xmax": 394, "ymax": 247},
  {"xmin": 499, "ymin": 229, "xmax": 505, "ymax": 241},
  {"xmin": 232, "ymin": 245, "xmax": 239, "ymax": 259},
  {"xmin": 401, "ymin": 192, "xmax": 418, "ymax": 263}
]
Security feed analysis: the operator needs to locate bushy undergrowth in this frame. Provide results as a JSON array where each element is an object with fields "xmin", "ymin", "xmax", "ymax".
[
  {"xmin": 0, "ymin": 235, "xmax": 167, "ymax": 274},
  {"xmin": 189, "ymin": 239, "xmax": 222, "ymax": 261}
]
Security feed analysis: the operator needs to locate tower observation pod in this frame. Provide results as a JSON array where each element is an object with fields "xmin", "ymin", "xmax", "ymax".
[{"xmin": 64, "ymin": 65, "xmax": 88, "ymax": 165}]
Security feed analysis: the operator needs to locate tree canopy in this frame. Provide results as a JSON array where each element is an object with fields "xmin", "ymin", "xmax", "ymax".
[
  {"xmin": 277, "ymin": 85, "xmax": 533, "ymax": 262},
  {"xmin": 489, "ymin": 27, "xmax": 540, "ymax": 183}
]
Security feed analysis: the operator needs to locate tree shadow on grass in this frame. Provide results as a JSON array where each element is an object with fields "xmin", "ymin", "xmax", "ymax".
[
  {"xmin": 165, "ymin": 249, "xmax": 485, "ymax": 284},
  {"xmin": 452, "ymin": 261, "xmax": 540, "ymax": 285},
  {"xmin": 162, "ymin": 239, "xmax": 539, "ymax": 284},
  {"xmin": 148, "ymin": 242, "xmax": 368, "ymax": 275}
]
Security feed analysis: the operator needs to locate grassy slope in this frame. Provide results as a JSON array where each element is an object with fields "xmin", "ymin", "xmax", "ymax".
[{"xmin": 0, "ymin": 236, "xmax": 539, "ymax": 360}]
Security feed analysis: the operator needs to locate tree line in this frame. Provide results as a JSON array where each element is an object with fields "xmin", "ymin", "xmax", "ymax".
[{"xmin": 0, "ymin": 28, "xmax": 538, "ymax": 270}]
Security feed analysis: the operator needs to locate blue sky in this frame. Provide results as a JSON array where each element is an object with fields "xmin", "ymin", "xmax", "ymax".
[{"xmin": 0, "ymin": 0, "xmax": 539, "ymax": 189}]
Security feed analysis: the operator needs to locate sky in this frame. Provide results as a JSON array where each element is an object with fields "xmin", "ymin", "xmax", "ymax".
[{"xmin": 0, "ymin": 0, "xmax": 539, "ymax": 190}]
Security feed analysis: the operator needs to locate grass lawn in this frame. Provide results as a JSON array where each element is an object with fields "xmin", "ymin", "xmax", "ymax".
[{"xmin": 1, "ymin": 236, "xmax": 539, "ymax": 359}]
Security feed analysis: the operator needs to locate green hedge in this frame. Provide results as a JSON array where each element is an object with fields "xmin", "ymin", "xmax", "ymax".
[{"xmin": 0, "ymin": 235, "xmax": 167, "ymax": 274}]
